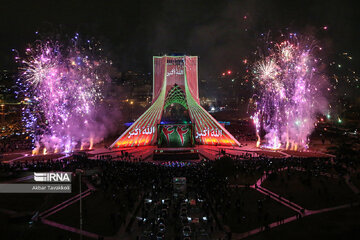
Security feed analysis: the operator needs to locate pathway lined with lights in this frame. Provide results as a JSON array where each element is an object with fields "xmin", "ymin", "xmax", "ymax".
[
  {"xmin": 39, "ymin": 189, "xmax": 92, "ymax": 219},
  {"xmin": 2, "ymin": 153, "xmax": 30, "ymax": 164},
  {"xmin": 229, "ymin": 166, "xmax": 359, "ymax": 239},
  {"xmin": 1, "ymin": 174, "xmax": 33, "ymax": 183},
  {"xmin": 253, "ymin": 184, "xmax": 305, "ymax": 214},
  {"xmin": 3, "ymin": 153, "xmax": 70, "ymax": 164},
  {"xmin": 41, "ymin": 218, "xmax": 100, "ymax": 239},
  {"xmin": 233, "ymin": 201, "xmax": 359, "ymax": 239},
  {"xmin": 0, "ymin": 186, "xmax": 98, "ymax": 238},
  {"xmin": 37, "ymin": 182, "xmax": 96, "ymax": 238},
  {"xmin": 1, "ymin": 152, "xmax": 355, "ymax": 239},
  {"xmin": 0, "ymin": 208, "xmax": 18, "ymax": 215}
]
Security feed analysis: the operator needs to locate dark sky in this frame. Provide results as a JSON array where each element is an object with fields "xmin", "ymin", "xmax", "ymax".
[{"xmin": 1, "ymin": 0, "xmax": 359, "ymax": 77}]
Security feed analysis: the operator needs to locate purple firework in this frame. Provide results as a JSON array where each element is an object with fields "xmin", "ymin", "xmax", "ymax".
[
  {"xmin": 17, "ymin": 34, "xmax": 112, "ymax": 154},
  {"xmin": 252, "ymin": 33, "xmax": 328, "ymax": 150}
]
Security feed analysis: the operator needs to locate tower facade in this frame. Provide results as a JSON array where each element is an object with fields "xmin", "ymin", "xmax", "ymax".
[{"xmin": 110, "ymin": 56, "xmax": 240, "ymax": 148}]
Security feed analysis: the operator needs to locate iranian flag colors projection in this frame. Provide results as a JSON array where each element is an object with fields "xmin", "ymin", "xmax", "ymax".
[
  {"xmin": 110, "ymin": 56, "xmax": 240, "ymax": 148},
  {"xmin": 158, "ymin": 124, "xmax": 194, "ymax": 148}
]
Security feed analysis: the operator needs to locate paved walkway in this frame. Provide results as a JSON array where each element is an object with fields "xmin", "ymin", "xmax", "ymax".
[
  {"xmin": 1, "ymin": 174, "xmax": 33, "ymax": 183},
  {"xmin": 233, "ymin": 202, "xmax": 359, "ymax": 239},
  {"xmin": 229, "ymin": 166, "xmax": 360, "ymax": 239},
  {"xmin": 4, "ymin": 153, "xmax": 70, "ymax": 164},
  {"xmin": 0, "ymin": 186, "xmax": 98, "ymax": 238},
  {"xmin": 39, "ymin": 189, "xmax": 92, "ymax": 219},
  {"xmin": 114, "ymin": 193, "xmax": 144, "ymax": 240},
  {"xmin": 0, "ymin": 208, "xmax": 18, "ymax": 215},
  {"xmin": 41, "ymin": 218, "xmax": 99, "ymax": 239},
  {"xmin": 249, "ymin": 168, "xmax": 306, "ymax": 214},
  {"xmin": 38, "ymin": 184, "xmax": 96, "ymax": 238},
  {"xmin": 2, "ymin": 157, "xmax": 357, "ymax": 239}
]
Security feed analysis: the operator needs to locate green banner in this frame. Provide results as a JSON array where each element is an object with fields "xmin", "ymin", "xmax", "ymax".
[{"xmin": 158, "ymin": 124, "xmax": 194, "ymax": 147}]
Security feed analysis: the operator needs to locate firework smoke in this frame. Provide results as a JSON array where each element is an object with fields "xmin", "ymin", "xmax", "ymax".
[
  {"xmin": 252, "ymin": 33, "xmax": 328, "ymax": 150},
  {"xmin": 16, "ymin": 33, "xmax": 112, "ymax": 154}
]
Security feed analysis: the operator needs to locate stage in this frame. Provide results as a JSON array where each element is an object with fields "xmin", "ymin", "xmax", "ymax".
[
  {"xmin": 87, "ymin": 142, "xmax": 335, "ymax": 163},
  {"xmin": 1, "ymin": 140, "xmax": 335, "ymax": 165}
]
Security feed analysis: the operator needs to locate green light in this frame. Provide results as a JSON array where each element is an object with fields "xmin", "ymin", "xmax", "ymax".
[
  {"xmin": 326, "ymin": 114, "xmax": 330, "ymax": 119},
  {"xmin": 164, "ymin": 85, "xmax": 188, "ymax": 110},
  {"xmin": 295, "ymin": 120, "xmax": 301, "ymax": 126},
  {"xmin": 338, "ymin": 118, "xmax": 342, "ymax": 123}
]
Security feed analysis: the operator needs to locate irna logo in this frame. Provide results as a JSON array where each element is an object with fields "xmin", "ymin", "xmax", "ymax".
[{"xmin": 34, "ymin": 172, "xmax": 72, "ymax": 182}]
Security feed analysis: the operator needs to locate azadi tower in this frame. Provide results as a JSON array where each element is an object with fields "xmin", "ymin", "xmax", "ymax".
[{"xmin": 111, "ymin": 55, "xmax": 240, "ymax": 148}]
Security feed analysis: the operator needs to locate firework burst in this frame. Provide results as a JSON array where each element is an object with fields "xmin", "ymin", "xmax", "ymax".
[
  {"xmin": 16, "ymin": 34, "xmax": 112, "ymax": 154},
  {"xmin": 252, "ymin": 33, "xmax": 328, "ymax": 150}
]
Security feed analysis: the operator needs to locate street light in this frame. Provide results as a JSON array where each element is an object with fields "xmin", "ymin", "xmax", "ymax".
[
  {"xmin": 130, "ymin": 100, "xmax": 134, "ymax": 120},
  {"xmin": 76, "ymin": 169, "xmax": 84, "ymax": 240},
  {"xmin": 1, "ymin": 104, "xmax": 4, "ymax": 128}
]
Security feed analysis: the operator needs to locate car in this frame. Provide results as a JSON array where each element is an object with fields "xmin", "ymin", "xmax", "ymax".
[
  {"xmin": 162, "ymin": 198, "xmax": 170, "ymax": 204},
  {"xmin": 182, "ymin": 225, "xmax": 191, "ymax": 237},
  {"xmin": 158, "ymin": 223, "xmax": 166, "ymax": 232},
  {"xmin": 144, "ymin": 198, "xmax": 153, "ymax": 204},
  {"xmin": 156, "ymin": 217, "xmax": 165, "ymax": 225}
]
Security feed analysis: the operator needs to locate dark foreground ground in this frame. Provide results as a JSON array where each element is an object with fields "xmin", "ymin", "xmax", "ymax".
[{"xmin": 0, "ymin": 151, "xmax": 359, "ymax": 240}]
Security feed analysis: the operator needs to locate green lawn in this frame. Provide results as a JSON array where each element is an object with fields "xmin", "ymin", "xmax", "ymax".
[
  {"xmin": 247, "ymin": 206, "xmax": 360, "ymax": 240},
  {"xmin": 222, "ymin": 188, "xmax": 295, "ymax": 233},
  {"xmin": 262, "ymin": 170, "xmax": 358, "ymax": 210}
]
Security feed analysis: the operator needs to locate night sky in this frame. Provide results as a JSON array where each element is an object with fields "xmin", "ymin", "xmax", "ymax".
[{"xmin": 1, "ymin": 0, "xmax": 359, "ymax": 77}]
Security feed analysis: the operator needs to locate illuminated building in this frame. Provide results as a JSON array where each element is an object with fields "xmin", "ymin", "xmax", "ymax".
[{"xmin": 111, "ymin": 55, "xmax": 240, "ymax": 148}]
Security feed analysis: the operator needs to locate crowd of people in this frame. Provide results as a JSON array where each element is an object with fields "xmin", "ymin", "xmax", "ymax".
[
  {"xmin": 0, "ymin": 151, "xmax": 359, "ymax": 239},
  {"xmin": 0, "ymin": 137, "xmax": 32, "ymax": 153}
]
